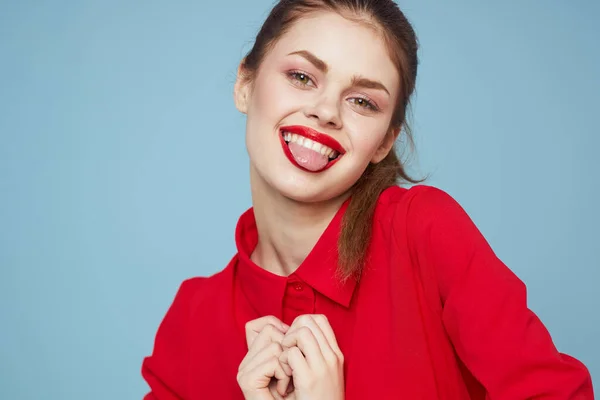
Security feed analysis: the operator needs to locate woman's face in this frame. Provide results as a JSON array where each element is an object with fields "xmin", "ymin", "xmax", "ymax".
[{"xmin": 235, "ymin": 11, "xmax": 400, "ymax": 203}]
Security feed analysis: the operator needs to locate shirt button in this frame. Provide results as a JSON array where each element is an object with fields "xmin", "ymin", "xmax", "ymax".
[{"xmin": 294, "ymin": 283, "xmax": 304, "ymax": 291}]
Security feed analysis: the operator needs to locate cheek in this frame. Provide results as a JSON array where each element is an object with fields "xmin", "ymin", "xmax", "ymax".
[
  {"xmin": 251, "ymin": 73, "xmax": 299, "ymax": 122},
  {"xmin": 346, "ymin": 117, "xmax": 390, "ymax": 156}
]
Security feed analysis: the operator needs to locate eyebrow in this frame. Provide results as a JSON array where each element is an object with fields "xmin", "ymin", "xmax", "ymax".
[
  {"xmin": 351, "ymin": 76, "xmax": 390, "ymax": 96},
  {"xmin": 288, "ymin": 50, "xmax": 328, "ymax": 73},
  {"xmin": 287, "ymin": 50, "xmax": 390, "ymax": 96}
]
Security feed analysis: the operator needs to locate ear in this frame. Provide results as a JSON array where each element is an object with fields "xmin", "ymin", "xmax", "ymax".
[
  {"xmin": 234, "ymin": 61, "xmax": 251, "ymax": 114},
  {"xmin": 371, "ymin": 126, "xmax": 400, "ymax": 164}
]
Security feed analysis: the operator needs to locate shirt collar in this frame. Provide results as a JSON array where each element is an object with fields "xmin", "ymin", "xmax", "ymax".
[{"xmin": 235, "ymin": 200, "xmax": 358, "ymax": 318}]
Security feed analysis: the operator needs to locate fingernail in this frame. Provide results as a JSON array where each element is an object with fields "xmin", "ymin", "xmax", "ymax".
[{"xmin": 282, "ymin": 323, "xmax": 290, "ymax": 330}]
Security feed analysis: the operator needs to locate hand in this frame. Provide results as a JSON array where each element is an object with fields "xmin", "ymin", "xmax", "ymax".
[
  {"xmin": 237, "ymin": 316, "xmax": 293, "ymax": 400},
  {"xmin": 279, "ymin": 315, "xmax": 345, "ymax": 400}
]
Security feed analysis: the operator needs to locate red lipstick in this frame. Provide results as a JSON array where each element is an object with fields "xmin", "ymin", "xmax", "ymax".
[
  {"xmin": 281, "ymin": 125, "xmax": 345, "ymax": 154},
  {"xmin": 279, "ymin": 125, "xmax": 345, "ymax": 173}
]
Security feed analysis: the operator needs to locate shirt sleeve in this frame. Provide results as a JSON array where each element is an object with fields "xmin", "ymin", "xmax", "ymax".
[
  {"xmin": 142, "ymin": 278, "xmax": 201, "ymax": 400},
  {"xmin": 406, "ymin": 185, "xmax": 594, "ymax": 399}
]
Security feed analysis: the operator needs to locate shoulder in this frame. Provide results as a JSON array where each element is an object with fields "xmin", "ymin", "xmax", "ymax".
[
  {"xmin": 376, "ymin": 184, "xmax": 490, "ymax": 257},
  {"xmin": 376, "ymin": 184, "xmax": 464, "ymax": 224},
  {"xmin": 374, "ymin": 184, "xmax": 479, "ymax": 249},
  {"xmin": 378, "ymin": 183, "xmax": 459, "ymax": 206},
  {"xmin": 171, "ymin": 259, "xmax": 236, "ymax": 313}
]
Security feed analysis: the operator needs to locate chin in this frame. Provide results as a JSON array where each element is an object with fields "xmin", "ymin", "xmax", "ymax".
[
  {"xmin": 248, "ymin": 141, "xmax": 366, "ymax": 204},
  {"xmin": 263, "ymin": 166, "xmax": 359, "ymax": 204},
  {"xmin": 280, "ymin": 183, "xmax": 341, "ymax": 204}
]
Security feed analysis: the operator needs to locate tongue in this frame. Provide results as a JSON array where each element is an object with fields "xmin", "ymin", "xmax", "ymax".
[{"xmin": 288, "ymin": 142, "xmax": 329, "ymax": 172}]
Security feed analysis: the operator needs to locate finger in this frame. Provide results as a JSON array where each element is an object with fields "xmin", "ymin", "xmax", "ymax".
[
  {"xmin": 242, "ymin": 325, "xmax": 284, "ymax": 370},
  {"xmin": 275, "ymin": 372, "xmax": 291, "ymax": 398},
  {"xmin": 311, "ymin": 314, "xmax": 343, "ymax": 360},
  {"xmin": 281, "ymin": 326, "xmax": 323, "ymax": 369},
  {"xmin": 242, "ymin": 341, "xmax": 284, "ymax": 373},
  {"xmin": 288, "ymin": 315, "xmax": 335, "ymax": 362},
  {"xmin": 269, "ymin": 377, "xmax": 294, "ymax": 400},
  {"xmin": 279, "ymin": 354, "xmax": 293, "ymax": 377},
  {"xmin": 249, "ymin": 323, "xmax": 285, "ymax": 354},
  {"xmin": 240, "ymin": 328, "xmax": 284, "ymax": 372},
  {"xmin": 268, "ymin": 380, "xmax": 287, "ymax": 400},
  {"xmin": 274, "ymin": 350, "xmax": 293, "ymax": 398},
  {"xmin": 238, "ymin": 355, "xmax": 288, "ymax": 397},
  {"xmin": 281, "ymin": 346, "xmax": 310, "ymax": 380},
  {"xmin": 245, "ymin": 316, "xmax": 289, "ymax": 348},
  {"xmin": 265, "ymin": 357, "xmax": 289, "ymax": 392}
]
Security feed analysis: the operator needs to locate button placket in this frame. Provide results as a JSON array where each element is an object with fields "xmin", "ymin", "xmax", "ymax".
[{"xmin": 282, "ymin": 279, "xmax": 315, "ymax": 324}]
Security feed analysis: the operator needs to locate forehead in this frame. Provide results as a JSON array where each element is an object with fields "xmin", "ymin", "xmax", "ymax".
[{"xmin": 269, "ymin": 11, "xmax": 399, "ymax": 91}]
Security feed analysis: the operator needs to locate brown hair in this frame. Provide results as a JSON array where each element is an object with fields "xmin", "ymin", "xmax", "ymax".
[{"xmin": 242, "ymin": 0, "xmax": 423, "ymax": 280}]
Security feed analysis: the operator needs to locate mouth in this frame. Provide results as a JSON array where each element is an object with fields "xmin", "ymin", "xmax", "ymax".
[{"xmin": 279, "ymin": 125, "xmax": 345, "ymax": 173}]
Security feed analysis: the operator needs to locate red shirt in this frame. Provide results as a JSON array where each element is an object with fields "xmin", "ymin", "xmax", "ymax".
[{"xmin": 142, "ymin": 185, "xmax": 594, "ymax": 399}]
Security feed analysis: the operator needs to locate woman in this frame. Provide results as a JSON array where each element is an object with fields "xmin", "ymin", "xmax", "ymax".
[{"xmin": 142, "ymin": 1, "xmax": 594, "ymax": 399}]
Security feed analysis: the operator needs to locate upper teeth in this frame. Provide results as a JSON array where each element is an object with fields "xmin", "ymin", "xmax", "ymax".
[{"xmin": 283, "ymin": 131, "xmax": 339, "ymax": 159}]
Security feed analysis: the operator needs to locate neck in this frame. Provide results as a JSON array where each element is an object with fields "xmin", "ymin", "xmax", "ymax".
[{"xmin": 249, "ymin": 168, "xmax": 349, "ymax": 276}]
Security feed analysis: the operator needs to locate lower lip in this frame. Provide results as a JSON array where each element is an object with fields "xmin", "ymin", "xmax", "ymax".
[{"xmin": 279, "ymin": 132, "xmax": 341, "ymax": 173}]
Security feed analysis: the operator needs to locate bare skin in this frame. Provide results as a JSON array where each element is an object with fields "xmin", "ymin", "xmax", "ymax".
[
  {"xmin": 237, "ymin": 315, "xmax": 344, "ymax": 400},
  {"xmin": 233, "ymin": 10, "xmax": 402, "ymax": 400}
]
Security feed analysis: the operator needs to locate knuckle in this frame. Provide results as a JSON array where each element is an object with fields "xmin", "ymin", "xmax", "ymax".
[
  {"xmin": 268, "ymin": 341, "xmax": 283, "ymax": 354},
  {"xmin": 295, "ymin": 314, "xmax": 312, "ymax": 325},
  {"xmin": 314, "ymin": 314, "xmax": 328, "ymax": 323},
  {"xmin": 298, "ymin": 326, "xmax": 313, "ymax": 337},
  {"xmin": 287, "ymin": 346, "xmax": 300, "ymax": 358},
  {"xmin": 324, "ymin": 351, "xmax": 338, "ymax": 365},
  {"xmin": 245, "ymin": 315, "xmax": 276, "ymax": 331},
  {"xmin": 236, "ymin": 370, "xmax": 245, "ymax": 386},
  {"xmin": 256, "ymin": 324, "xmax": 278, "ymax": 341},
  {"xmin": 291, "ymin": 346, "xmax": 304, "ymax": 359},
  {"xmin": 266, "ymin": 355, "xmax": 281, "ymax": 371},
  {"xmin": 266, "ymin": 323, "xmax": 284, "ymax": 337},
  {"xmin": 269, "ymin": 327, "xmax": 285, "ymax": 341},
  {"xmin": 265, "ymin": 316, "xmax": 282, "ymax": 329},
  {"xmin": 237, "ymin": 361, "xmax": 245, "ymax": 373}
]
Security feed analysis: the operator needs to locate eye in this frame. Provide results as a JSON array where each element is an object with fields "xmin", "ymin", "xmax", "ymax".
[
  {"xmin": 288, "ymin": 70, "xmax": 315, "ymax": 88},
  {"xmin": 349, "ymin": 97, "xmax": 379, "ymax": 112}
]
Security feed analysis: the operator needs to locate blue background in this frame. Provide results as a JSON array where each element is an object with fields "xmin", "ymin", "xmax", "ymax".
[{"xmin": 1, "ymin": 0, "xmax": 598, "ymax": 398}]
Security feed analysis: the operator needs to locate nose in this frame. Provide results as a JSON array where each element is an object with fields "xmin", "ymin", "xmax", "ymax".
[{"xmin": 303, "ymin": 95, "xmax": 343, "ymax": 129}]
